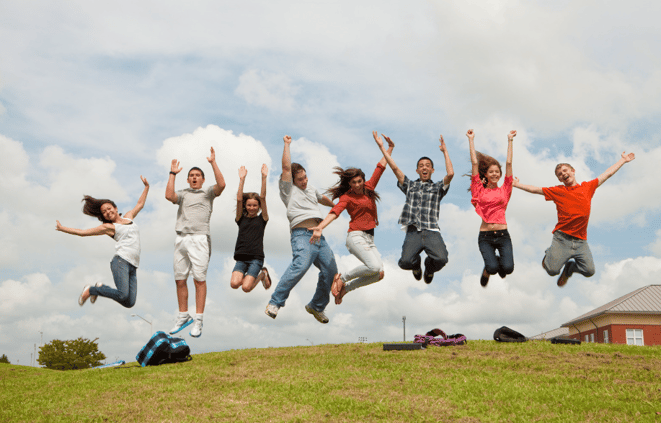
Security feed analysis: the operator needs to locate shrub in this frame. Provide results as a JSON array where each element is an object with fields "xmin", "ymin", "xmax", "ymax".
[
  {"xmin": 37, "ymin": 338, "xmax": 106, "ymax": 370},
  {"xmin": 0, "ymin": 354, "xmax": 9, "ymax": 364}
]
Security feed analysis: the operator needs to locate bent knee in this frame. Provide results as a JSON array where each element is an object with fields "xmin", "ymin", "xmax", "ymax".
[{"xmin": 378, "ymin": 270, "xmax": 385, "ymax": 280}]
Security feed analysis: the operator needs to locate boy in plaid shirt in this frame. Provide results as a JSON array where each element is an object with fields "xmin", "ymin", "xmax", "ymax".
[{"xmin": 375, "ymin": 133, "xmax": 454, "ymax": 284}]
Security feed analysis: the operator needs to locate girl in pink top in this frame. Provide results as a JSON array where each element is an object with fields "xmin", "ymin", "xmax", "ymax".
[
  {"xmin": 310, "ymin": 131, "xmax": 394, "ymax": 304},
  {"xmin": 467, "ymin": 129, "xmax": 516, "ymax": 287}
]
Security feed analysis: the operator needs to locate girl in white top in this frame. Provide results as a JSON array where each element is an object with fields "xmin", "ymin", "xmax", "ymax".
[{"xmin": 56, "ymin": 176, "xmax": 150, "ymax": 308}]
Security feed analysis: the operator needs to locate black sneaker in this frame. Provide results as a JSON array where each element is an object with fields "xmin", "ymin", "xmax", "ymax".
[
  {"xmin": 480, "ymin": 268, "xmax": 490, "ymax": 287},
  {"xmin": 412, "ymin": 266, "xmax": 422, "ymax": 281},
  {"xmin": 423, "ymin": 269, "xmax": 434, "ymax": 284}
]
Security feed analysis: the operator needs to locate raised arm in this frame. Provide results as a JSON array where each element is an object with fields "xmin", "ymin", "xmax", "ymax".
[
  {"xmin": 281, "ymin": 135, "xmax": 293, "ymax": 182},
  {"xmin": 439, "ymin": 135, "xmax": 454, "ymax": 185},
  {"xmin": 260, "ymin": 164, "xmax": 269, "ymax": 221},
  {"xmin": 309, "ymin": 212, "xmax": 339, "ymax": 244},
  {"xmin": 124, "ymin": 176, "xmax": 150, "ymax": 220},
  {"xmin": 466, "ymin": 129, "xmax": 478, "ymax": 176},
  {"xmin": 597, "ymin": 151, "xmax": 635, "ymax": 187},
  {"xmin": 56, "ymin": 221, "xmax": 115, "ymax": 237},
  {"xmin": 236, "ymin": 166, "xmax": 247, "ymax": 221},
  {"xmin": 512, "ymin": 177, "xmax": 543, "ymax": 195},
  {"xmin": 165, "ymin": 159, "xmax": 182, "ymax": 204},
  {"xmin": 505, "ymin": 130, "xmax": 516, "ymax": 177},
  {"xmin": 377, "ymin": 135, "xmax": 395, "ymax": 168},
  {"xmin": 207, "ymin": 147, "xmax": 226, "ymax": 196},
  {"xmin": 374, "ymin": 131, "xmax": 405, "ymax": 185}
]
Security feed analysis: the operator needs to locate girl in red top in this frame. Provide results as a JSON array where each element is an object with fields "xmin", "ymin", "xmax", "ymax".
[
  {"xmin": 310, "ymin": 131, "xmax": 394, "ymax": 304},
  {"xmin": 467, "ymin": 129, "xmax": 516, "ymax": 287}
]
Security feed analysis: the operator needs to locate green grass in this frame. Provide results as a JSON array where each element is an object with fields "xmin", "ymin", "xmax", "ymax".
[{"xmin": 2, "ymin": 341, "xmax": 661, "ymax": 422}]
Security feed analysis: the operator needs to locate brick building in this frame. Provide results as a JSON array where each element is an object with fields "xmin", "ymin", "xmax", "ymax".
[{"xmin": 561, "ymin": 284, "xmax": 661, "ymax": 346}]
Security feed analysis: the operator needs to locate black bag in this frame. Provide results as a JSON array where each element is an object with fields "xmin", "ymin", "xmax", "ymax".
[
  {"xmin": 493, "ymin": 326, "xmax": 527, "ymax": 343},
  {"xmin": 551, "ymin": 336, "xmax": 581, "ymax": 345},
  {"xmin": 136, "ymin": 331, "xmax": 192, "ymax": 367}
]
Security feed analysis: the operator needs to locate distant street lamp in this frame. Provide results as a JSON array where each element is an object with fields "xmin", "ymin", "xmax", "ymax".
[
  {"xmin": 402, "ymin": 316, "xmax": 406, "ymax": 342},
  {"xmin": 131, "ymin": 314, "xmax": 152, "ymax": 335},
  {"xmin": 306, "ymin": 339, "xmax": 314, "ymax": 346}
]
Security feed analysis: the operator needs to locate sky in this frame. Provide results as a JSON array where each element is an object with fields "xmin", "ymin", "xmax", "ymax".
[{"xmin": 1, "ymin": 0, "xmax": 661, "ymax": 366}]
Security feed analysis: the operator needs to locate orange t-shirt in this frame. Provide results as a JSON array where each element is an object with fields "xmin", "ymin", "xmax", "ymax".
[{"xmin": 542, "ymin": 178, "xmax": 598, "ymax": 240}]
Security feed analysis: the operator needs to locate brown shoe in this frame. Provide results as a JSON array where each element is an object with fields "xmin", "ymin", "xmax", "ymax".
[
  {"xmin": 557, "ymin": 263, "xmax": 572, "ymax": 287},
  {"xmin": 480, "ymin": 268, "xmax": 490, "ymax": 287},
  {"xmin": 261, "ymin": 268, "xmax": 272, "ymax": 290},
  {"xmin": 331, "ymin": 273, "xmax": 343, "ymax": 297},
  {"xmin": 334, "ymin": 281, "xmax": 347, "ymax": 305}
]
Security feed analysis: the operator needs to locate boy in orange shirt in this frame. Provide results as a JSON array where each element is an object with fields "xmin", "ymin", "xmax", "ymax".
[{"xmin": 513, "ymin": 151, "xmax": 635, "ymax": 287}]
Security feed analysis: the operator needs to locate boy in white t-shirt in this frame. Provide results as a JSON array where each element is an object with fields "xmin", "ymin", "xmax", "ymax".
[
  {"xmin": 265, "ymin": 135, "xmax": 338, "ymax": 324},
  {"xmin": 166, "ymin": 147, "xmax": 226, "ymax": 337}
]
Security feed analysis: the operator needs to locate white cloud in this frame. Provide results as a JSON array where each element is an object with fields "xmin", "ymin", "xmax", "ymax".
[{"xmin": 235, "ymin": 69, "xmax": 299, "ymax": 112}]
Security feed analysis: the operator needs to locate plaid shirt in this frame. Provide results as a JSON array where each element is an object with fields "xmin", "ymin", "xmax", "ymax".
[{"xmin": 397, "ymin": 176, "xmax": 449, "ymax": 231}]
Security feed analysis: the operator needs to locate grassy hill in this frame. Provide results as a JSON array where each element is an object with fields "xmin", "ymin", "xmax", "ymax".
[{"xmin": 2, "ymin": 340, "xmax": 660, "ymax": 422}]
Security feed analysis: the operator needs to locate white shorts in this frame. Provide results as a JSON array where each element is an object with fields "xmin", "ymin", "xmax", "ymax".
[{"xmin": 173, "ymin": 234, "xmax": 211, "ymax": 281}]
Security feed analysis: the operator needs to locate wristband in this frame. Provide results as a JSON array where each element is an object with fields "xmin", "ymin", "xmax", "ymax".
[{"xmin": 170, "ymin": 171, "xmax": 176, "ymax": 175}]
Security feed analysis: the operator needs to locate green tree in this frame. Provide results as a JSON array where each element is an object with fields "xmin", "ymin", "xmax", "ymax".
[
  {"xmin": 37, "ymin": 337, "xmax": 106, "ymax": 370},
  {"xmin": 0, "ymin": 354, "xmax": 9, "ymax": 364}
]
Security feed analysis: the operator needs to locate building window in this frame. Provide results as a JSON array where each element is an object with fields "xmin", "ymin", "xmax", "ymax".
[
  {"xmin": 590, "ymin": 333, "xmax": 594, "ymax": 343},
  {"xmin": 585, "ymin": 334, "xmax": 589, "ymax": 342},
  {"xmin": 603, "ymin": 329, "xmax": 609, "ymax": 344},
  {"xmin": 626, "ymin": 329, "xmax": 644, "ymax": 346}
]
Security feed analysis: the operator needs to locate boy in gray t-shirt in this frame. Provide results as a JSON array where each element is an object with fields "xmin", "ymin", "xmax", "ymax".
[{"xmin": 165, "ymin": 147, "xmax": 226, "ymax": 338}]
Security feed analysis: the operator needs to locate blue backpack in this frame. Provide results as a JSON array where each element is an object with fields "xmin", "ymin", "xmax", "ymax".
[{"xmin": 136, "ymin": 331, "xmax": 192, "ymax": 367}]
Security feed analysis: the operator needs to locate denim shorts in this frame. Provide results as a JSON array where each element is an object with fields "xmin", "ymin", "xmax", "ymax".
[{"xmin": 233, "ymin": 258, "xmax": 264, "ymax": 278}]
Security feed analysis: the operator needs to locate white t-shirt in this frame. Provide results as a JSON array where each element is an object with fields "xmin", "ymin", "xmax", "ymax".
[
  {"xmin": 279, "ymin": 178, "xmax": 324, "ymax": 229},
  {"xmin": 114, "ymin": 220, "xmax": 140, "ymax": 267},
  {"xmin": 174, "ymin": 186, "xmax": 217, "ymax": 235}
]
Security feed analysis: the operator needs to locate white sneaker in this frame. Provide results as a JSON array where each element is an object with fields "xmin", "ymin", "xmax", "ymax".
[
  {"xmin": 190, "ymin": 319, "xmax": 203, "ymax": 338},
  {"xmin": 265, "ymin": 303, "xmax": 279, "ymax": 319},
  {"xmin": 90, "ymin": 282, "xmax": 103, "ymax": 304},
  {"xmin": 169, "ymin": 314, "xmax": 193, "ymax": 335},
  {"xmin": 305, "ymin": 304, "xmax": 329, "ymax": 324}
]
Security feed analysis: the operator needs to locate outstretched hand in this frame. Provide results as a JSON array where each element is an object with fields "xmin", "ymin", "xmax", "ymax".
[
  {"xmin": 466, "ymin": 129, "xmax": 475, "ymax": 141},
  {"xmin": 512, "ymin": 176, "xmax": 520, "ymax": 187},
  {"xmin": 261, "ymin": 164, "xmax": 268, "ymax": 177},
  {"xmin": 207, "ymin": 147, "xmax": 216, "ymax": 163},
  {"xmin": 372, "ymin": 131, "xmax": 384, "ymax": 148},
  {"xmin": 55, "ymin": 220, "xmax": 63, "ymax": 231},
  {"xmin": 621, "ymin": 151, "xmax": 635, "ymax": 163},
  {"xmin": 508, "ymin": 130, "xmax": 517, "ymax": 141},
  {"xmin": 170, "ymin": 159, "xmax": 182, "ymax": 174},
  {"xmin": 283, "ymin": 135, "xmax": 292, "ymax": 144},
  {"xmin": 383, "ymin": 134, "xmax": 395, "ymax": 150},
  {"xmin": 238, "ymin": 166, "xmax": 247, "ymax": 179},
  {"xmin": 439, "ymin": 135, "xmax": 447, "ymax": 152},
  {"xmin": 141, "ymin": 175, "xmax": 149, "ymax": 187}
]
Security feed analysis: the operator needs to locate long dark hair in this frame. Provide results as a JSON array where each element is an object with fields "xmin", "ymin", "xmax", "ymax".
[
  {"xmin": 466, "ymin": 152, "xmax": 502, "ymax": 190},
  {"xmin": 241, "ymin": 192, "xmax": 262, "ymax": 216},
  {"xmin": 82, "ymin": 195, "xmax": 119, "ymax": 223},
  {"xmin": 327, "ymin": 167, "xmax": 380, "ymax": 202}
]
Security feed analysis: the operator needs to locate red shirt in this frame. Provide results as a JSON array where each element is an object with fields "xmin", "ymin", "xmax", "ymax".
[
  {"xmin": 542, "ymin": 178, "xmax": 599, "ymax": 240},
  {"xmin": 471, "ymin": 174, "xmax": 513, "ymax": 225},
  {"xmin": 330, "ymin": 163, "xmax": 385, "ymax": 232}
]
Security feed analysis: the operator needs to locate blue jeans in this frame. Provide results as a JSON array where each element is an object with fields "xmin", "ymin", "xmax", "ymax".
[
  {"xmin": 478, "ymin": 230, "xmax": 514, "ymax": 276},
  {"xmin": 269, "ymin": 228, "xmax": 337, "ymax": 311},
  {"xmin": 233, "ymin": 258, "xmax": 264, "ymax": 278},
  {"xmin": 543, "ymin": 231, "xmax": 595, "ymax": 278},
  {"xmin": 89, "ymin": 255, "xmax": 137, "ymax": 308},
  {"xmin": 398, "ymin": 226, "xmax": 448, "ymax": 274}
]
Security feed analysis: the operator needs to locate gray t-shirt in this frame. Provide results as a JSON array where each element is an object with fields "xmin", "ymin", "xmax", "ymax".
[
  {"xmin": 175, "ymin": 186, "xmax": 217, "ymax": 235},
  {"xmin": 279, "ymin": 178, "xmax": 324, "ymax": 229}
]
